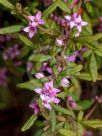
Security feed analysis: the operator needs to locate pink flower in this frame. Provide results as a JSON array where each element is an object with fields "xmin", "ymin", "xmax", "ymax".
[
  {"xmin": 28, "ymin": 11, "xmax": 45, "ymax": 27},
  {"xmin": 23, "ymin": 11, "xmax": 44, "ymax": 38},
  {"xmin": 35, "ymin": 72, "xmax": 44, "ymax": 79},
  {"xmin": 65, "ymin": 13, "xmax": 88, "ymax": 37},
  {"xmin": 61, "ymin": 78, "xmax": 70, "ymax": 87},
  {"xmin": 56, "ymin": 38, "xmax": 64, "ymax": 47},
  {"xmin": 3, "ymin": 44, "xmax": 20, "ymax": 60},
  {"xmin": 41, "ymin": 62, "xmax": 52, "ymax": 74},
  {"xmin": 23, "ymin": 22, "xmax": 37, "ymax": 38},
  {"xmin": 34, "ymin": 80, "xmax": 61, "ymax": 110},
  {"xmin": 29, "ymin": 101, "xmax": 40, "ymax": 114}
]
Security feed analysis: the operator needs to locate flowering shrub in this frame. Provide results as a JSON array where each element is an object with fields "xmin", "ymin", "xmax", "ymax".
[{"xmin": 0, "ymin": 0, "xmax": 102, "ymax": 136}]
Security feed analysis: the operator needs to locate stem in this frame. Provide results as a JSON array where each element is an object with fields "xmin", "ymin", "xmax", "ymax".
[
  {"xmin": 38, "ymin": 26, "xmax": 55, "ymax": 36},
  {"xmin": 77, "ymin": 0, "xmax": 83, "ymax": 14},
  {"xmin": 84, "ymin": 103, "xmax": 98, "ymax": 120}
]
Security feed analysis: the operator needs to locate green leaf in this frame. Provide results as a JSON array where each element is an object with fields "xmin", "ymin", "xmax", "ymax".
[
  {"xmin": 82, "ymin": 120, "xmax": 102, "ymax": 128},
  {"xmin": 77, "ymin": 100, "xmax": 93, "ymax": 110},
  {"xmin": 60, "ymin": 64, "xmax": 83, "ymax": 77},
  {"xmin": 74, "ymin": 33, "xmax": 102, "ymax": 43},
  {"xmin": 17, "ymin": 79, "xmax": 42, "ymax": 90},
  {"xmin": 77, "ymin": 111, "xmax": 84, "ymax": 121},
  {"xmin": 85, "ymin": 2, "xmax": 92, "ymax": 13},
  {"xmin": 59, "ymin": 129, "xmax": 76, "ymax": 136},
  {"xmin": 94, "ymin": 50, "xmax": 102, "ymax": 57},
  {"xmin": 89, "ymin": 53, "xmax": 97, "ymax": 82},
  {"xmin": 82, "ymin": 50, "xmax": 92, "ymax": 58},
  {"xmin": 19, "ymin": 34, "xmax": 34, "ymax": 48},
  {"xmin": 42, "ymin": 2, "xmax": 58, "ymax": 18},
  {"xmin": 0, "ymin": 25, "xmax": 24, "ymax": 34},
  {"xmin": 52, "ymin": 104, "xmax": 72, "ymax": 116},
  {"xmin": 77, "ymin": 72, "xmax": 102, "ymax": 81},
  {"xmin": 21, "ymin": 115, "xmax": 37, "ymax": 132},
  {"xmin": 0, "ymin": 0, "xmax": 14, "ymax": 9},
  {"xmin": 34, "ymin": 129, "xmax": 43, "ymax": 136},
  {"xmin": 57, "ymin": 0, "xmax": 71, "ymax": 13},
  {"xmin": 77, "ymin": 123, "xmax": 84, "ymax": 136},
  {"xmin": 50, "ymin": 109, "xmax": 56, "ymax": 132},
  {"xmin": 29, "ymin": 54, "xmax": 52, "ymax": 62}
]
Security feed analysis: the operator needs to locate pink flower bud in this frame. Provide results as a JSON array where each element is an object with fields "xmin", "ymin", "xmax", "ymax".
[
  {"xmin": 67, "ymin": 96, "xmax": 73, "ymax": 101},
  {"xmin": 35, "ymin": 72, "xmax": 44, "ymax": 79},
  {"xmin": 70, "ymin": 101, "xmax": 77, "ymax": 109},
  {"xmin": 61, "ymin": 78, "xmax": 70, "ymax": 87},
  {"xmin": 56, "ymin": 38, "xmax": 64, "ymax": 47}
]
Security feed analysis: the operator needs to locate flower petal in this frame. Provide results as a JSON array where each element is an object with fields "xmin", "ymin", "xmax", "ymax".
[
  {"xmin": 28, "ymin": 16, "xmax": 35, "ymax": 21},
  {"xmin": 70, "ymin": 21, "xmax": 76, "ymax": 29},
  {"xmin": 44, "ymin": 103, "xmax": 52, "ymax": 110},
  {"xmin": 82, "ymin": 21, "xmax": 88, "ymax": 26},
  {"xmin": 38, "ymin": 19, "xmax": 45, "ymax": 25},
  {"xmin": 35, "ymin": 11, "xmax": 41, "ymax": 20},
  {"xmin": 34, "ymin": 88, "xmax": 42, "ymax": 94},
  {"xmin": 23, "ymin": 26, "xmax": 29, "ymax": 32},
  {"xmin": 29, "ymin": 31, "xmax": 35, "ymax": 38},
  {"xmin": 53, "ymin": 98, "xmax": 60, "ymax": 104},
  {"xmin": 77, "ymin": 25, "xmax": 82, "ymax": 32},
  {"xmin": 65, "ymin": 15, "xmax": 71, "ymax": 21}
]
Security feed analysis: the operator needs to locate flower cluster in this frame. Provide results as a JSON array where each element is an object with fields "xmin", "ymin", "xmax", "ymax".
[
  {"xmin": 3, "ymin": 44, "xmax": 22, "ymax": 66},
  {"xmin": 65, "ymin": 13, "xmax": 88, "ymax": 37},
  {"xmin": 23, "ymin": 11, "xmax": 45, "ymax": 38},
  {"xmin": 3, "ymin": 44, "xmax": 20, "ymax": 60},
  {"xmin": 31, "ymin": 80, "xmax": 61, "ymax": 112}
]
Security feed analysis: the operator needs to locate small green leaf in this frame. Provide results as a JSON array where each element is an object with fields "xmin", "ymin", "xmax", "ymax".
[
  {"xmin": 77, "ymin": 72, "xmax": 102, "ymax": 81},
  {"xmin": 85, "ymin": 2, "xmax": 93, "ymax": 13},
  {"xmin": 0, "ymin": 0, "xmax": 14, "ymax": 9},
  {"xmin": 82, "ymin": 50, "xmax": 92, "ymax": 58},
  {"xmin": 59, "ymin": 129, "xmax": 76, "ymax": 136},
  {"xmin": 17, "ymin": 79, "xmax": 42, "ymax": 90},
  {"xmin": 74, "ymin": 33, "xmax": 102, "ymax": 43},
  {"xmin": 21, "ymin": 115, "xmax": 37, "ymax": 132},
  {"xmin": 77, "ymin": 111, "xmax": 84, "ymax": 121},
  {"xmin": 60, "ymin": 64, "xmax": 83, "ymax": 77},
  {"xmin": 29, "ymin": 54, "xmax": 52, "ymax": 62},
  {"xmin": 19, "ymin": 34, "xmax": 34, "ymax": 48},
  {"xmin": 94, "ymin": 50, "xmax": 102, "ymax": 57},
  {"xmin": 89, "ymin": 53, "xmax": 97, "ymax": 82},
  {"xmin": 42, "ymin": 2, "xmax": 58, "ymax": 18},
  {"xmin": 57, "ymin": 0, "xmax": 71, "ymax": 13},
  {"xmin": 82, "ymin": 120, "xmax": 102, "ymax": 128},
  {"xmin": 77, "ymin": 100, "xmax": 93, "ymax": 110},
  {"xmin": 77, "ymin": 123, "xmax": 84, "ymax": 136},
  {"xmin": 52, "ymin": 104, "xmax": 72, "ymax": 116},
  {"xmin": 50, "ymin": 109, "xmax": 56, "ymax": 132},
  {"xmin": 0, "ymin": 25, "xmax": 24, "ymax": 34}
]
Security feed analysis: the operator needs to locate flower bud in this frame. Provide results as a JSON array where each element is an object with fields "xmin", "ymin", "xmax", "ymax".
[
  {"xmin": 35, "ymin": 72, "xmax": 44, "ymax": 79},
  {"xmin": 70, "ymin": 101, "xmax": 77, "ymax": 109},
  {"xmin": 61, "ymin": 78, "xmax": 70, "ymax": 87},
  {"xmin": 56, "ymin": 38, "xmax": 64, "ymax": 47},
  {"xmin": 67, "ymin": 96, "xmax": 73, "ymax": 101}
]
